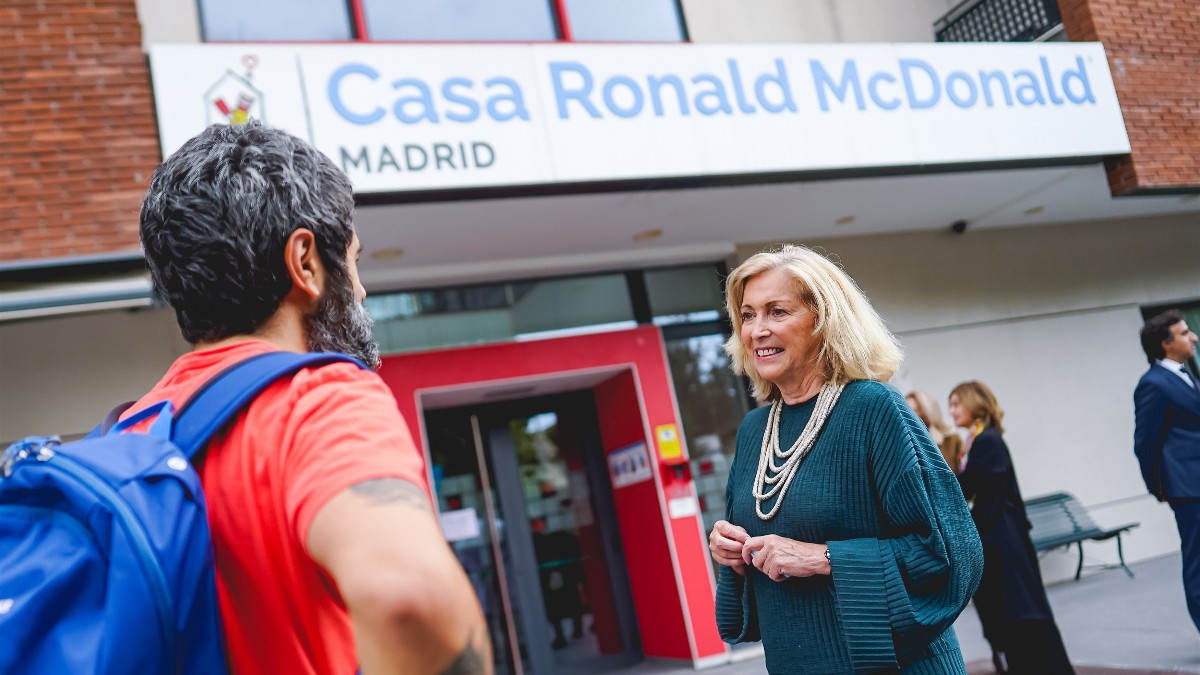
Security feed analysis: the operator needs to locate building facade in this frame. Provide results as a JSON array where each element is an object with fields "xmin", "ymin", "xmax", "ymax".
[{"xmin": 2, "ymin": 0, "xmax": 1198, "ymax": 671}]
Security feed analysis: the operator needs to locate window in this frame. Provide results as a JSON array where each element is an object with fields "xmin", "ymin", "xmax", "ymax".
[
  {"xmin": 361, "ymin": 0, "xmax": 557, "ymax": 41},
  {"xmin": 563, "ymin": 0, "xmax": 686, "ymax": 42},
  {"xmin": 199, "ymin": 0, "xmax": 354, "ymax": 41},
  {"xmin": 365, "ymin": 274, "xmax": 635, "ymax": 354},
  {"xmin": 196, "ymin": 0, "xmax": 686, "ymax": 42}
]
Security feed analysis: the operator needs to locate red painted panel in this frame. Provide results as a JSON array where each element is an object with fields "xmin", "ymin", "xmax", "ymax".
[
  {"xmin": 592, "ymin": 369, "xmax": 689, "ymax": 659},
  {"xmin": 378, "ymin": 326, "xmax": 724, "ymax": 661}
]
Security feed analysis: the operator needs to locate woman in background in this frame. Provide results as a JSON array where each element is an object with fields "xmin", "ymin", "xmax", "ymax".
[
  {"xmin": 949, "ymin": 380, "xmax": 1073, "ymax": 674},
  {"xmin": 906, "ymin": 390, "xmax": 963, "ymax": 475}
]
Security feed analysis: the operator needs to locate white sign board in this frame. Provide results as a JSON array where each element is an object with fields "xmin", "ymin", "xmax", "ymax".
[
  {"xmin": 608, "ymin": 442, "xmax": 653, "ymax": 489},
  {"xmin": 439, "ymin": 507, "xmax": 482, "ymax": 543},
  {"xmin": 150, "ymin": 42, "xmax": 1130, "ymax": 194}
]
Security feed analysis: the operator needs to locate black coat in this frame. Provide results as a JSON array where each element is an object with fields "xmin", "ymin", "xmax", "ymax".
[{"xmin": 958, "ymin": 427, "xmax": 1054, "ymax": 643}]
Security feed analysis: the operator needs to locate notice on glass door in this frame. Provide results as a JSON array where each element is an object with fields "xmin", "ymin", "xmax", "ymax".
[
  {"xmin": 439, "ymin": 507, "xmax": 482, "ymax": 542},
  {"xmin": 608, "ymin": 442, "xmax": 653, "ymax": 489}
]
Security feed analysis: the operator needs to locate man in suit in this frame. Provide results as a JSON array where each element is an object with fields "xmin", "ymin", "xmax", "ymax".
[{"xmin": 1134, "ymin": 309, "xmax": 1200, "ymax": 633}]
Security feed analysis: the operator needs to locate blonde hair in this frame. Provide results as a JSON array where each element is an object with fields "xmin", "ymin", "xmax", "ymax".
[
  {"xmin": 724, "ymin": 244, "xmax": 902, "ymax": 401},
  {"xmin": 949, "ymin": 380, "xmax": 1005, "ymax": 434},
  {"xmin": 906, "ymin": 390, "xmax": 954, "ymax": 445}
]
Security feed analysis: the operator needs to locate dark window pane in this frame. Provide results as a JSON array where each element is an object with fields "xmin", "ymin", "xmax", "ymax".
[
  {"xmin": 362, "ymin": 0, "xmax": 557, "ymax": 41},
  {"xmin": 199, "ymin": 0, "xmax": 353, "ymax": 41},
  {"xmin": 564, "ymin": 0, "xmax": 684, "ymax": 42}
]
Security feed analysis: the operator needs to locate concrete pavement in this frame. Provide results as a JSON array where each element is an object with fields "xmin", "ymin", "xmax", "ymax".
[{"xmin": 621, "ymin": 553, "xmax": 1200, "ymax": 674}]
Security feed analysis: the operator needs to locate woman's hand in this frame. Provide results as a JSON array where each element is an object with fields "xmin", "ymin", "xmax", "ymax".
[
  {"xmin": 709, "ymin": 520, "xmax": 750, "ymax": 576},
  {"xmin": 741, "ymin": 535, "xmax": 831, "ymax": 581}
]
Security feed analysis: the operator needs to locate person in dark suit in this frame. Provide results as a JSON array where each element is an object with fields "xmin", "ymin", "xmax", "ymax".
[
  {"xmin": 950, "ymin": 380, "xmax": 1073, "ymax": 675},
  {"xmin": 1133, "ymin": 309, "xmax": 1200, "ymax": 633}
]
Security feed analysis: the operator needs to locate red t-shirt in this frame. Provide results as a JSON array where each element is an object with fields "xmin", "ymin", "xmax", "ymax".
[{"xmin": 124, "ymin": 341, "xmax": 428, "ymax": 675}]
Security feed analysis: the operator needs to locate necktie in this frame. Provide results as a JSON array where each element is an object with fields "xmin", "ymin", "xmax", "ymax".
[{"xmin": 1181, "ymin": 366, "xmax": 1197, "ymax": 390}]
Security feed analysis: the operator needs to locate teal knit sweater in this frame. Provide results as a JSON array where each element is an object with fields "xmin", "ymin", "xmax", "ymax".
[{"xmin": 715, "ymin": 381, "xmax": 983, "ymax": 674}]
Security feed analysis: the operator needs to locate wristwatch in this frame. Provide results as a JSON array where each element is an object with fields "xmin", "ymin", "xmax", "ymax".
[{"xmin": 824, "ymin": 547, "xmax": 831, "ymax": 561}]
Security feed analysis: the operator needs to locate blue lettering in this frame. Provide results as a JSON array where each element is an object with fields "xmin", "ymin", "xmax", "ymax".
[
  {"xmin": 945, "ymin": 71, "xmax": 978, "ymax": 108},
  {"xmin": 755, "ymin": 59, "xmax": 796, "ymax": 113},
  {"xmin": 811, "ymin": 59, "xmax": 864, "ymax": 111},
  {"xmin": 867, "ymin": 72, "xmax": 900, "ymax": 110},
  {"xmin": 603, "ymin": 75, "xmax": 645, "ymax": 118},
  {"xmin": 550, "ymin": 61, "xmax": 601, "ymax": 119},
  {"xmin": 648, "ymin": 75, "xmax": 690, "ymax": 116},
  {"xmin": 442, "ymin": 78, "xmax": 480, "ymax": 123},
  {"xmin": 328, "ymin": 63, "xmax": 384, "ymax": 125},
  {"xmin": 1013, "ymin": 70, "xmax": 1046, "ymax": 105},
  {"xmin": 979, "ymin": 71, "xmax": 1013, "ymax": 107},
  {"xmin": 692, "ymin": 74, "xmax": 732, "ymax": 115},
  {"xmin": 1062, "ymin": 56, "xmax": 1095, "ymax": 104},
  {"xmin": 484, "ymin": 77, "xmax": 529, "ymax": 121},
  {"xmin": 900, "ymin": 59, "xmax": 940, "ymax": 109},
  {"xmin": 1039, "ymin": 57, "xmax": 1065, "ymax": 105},
  {"xmin": 727, "ymin": 60, "xmax": 757, "ymax": 114},
  {"xmin": 392, "ymin": 78, "xmax": 439, "ymax": 124}
]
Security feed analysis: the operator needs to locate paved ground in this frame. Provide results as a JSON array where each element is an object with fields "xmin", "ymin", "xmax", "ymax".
[{"xmin": 622, "ymin": 553, "xmax": 1200, "ymax": 674}]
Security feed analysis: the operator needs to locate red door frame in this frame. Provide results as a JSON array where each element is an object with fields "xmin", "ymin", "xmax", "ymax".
[{"xmin": 377, "ymin": 325, "xmax": 727, "ymax": 664}]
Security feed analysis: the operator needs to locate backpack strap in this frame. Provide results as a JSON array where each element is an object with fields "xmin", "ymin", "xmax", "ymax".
[{"xmin": 172, "ymin": 351, "xmax": 366, "ymax": 461}]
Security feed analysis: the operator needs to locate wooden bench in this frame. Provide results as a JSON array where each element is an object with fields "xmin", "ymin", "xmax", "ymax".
[{"xmin": 1024, "ymin": 492, "xmax": 1140, "ymax": 580}]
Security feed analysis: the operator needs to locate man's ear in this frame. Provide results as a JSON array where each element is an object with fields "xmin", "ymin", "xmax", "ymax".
[{"xmin": 283, "ymin": 228, "xmax": 324, "ymax": 302}]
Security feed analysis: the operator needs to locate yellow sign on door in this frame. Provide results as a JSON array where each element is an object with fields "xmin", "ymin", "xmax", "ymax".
[{"xmin": 656, "ymin": 424, "xmax": 682, "ymax": 461}]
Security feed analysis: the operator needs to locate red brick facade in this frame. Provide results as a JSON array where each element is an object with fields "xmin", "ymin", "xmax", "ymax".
[
  {"xmin": 2, "ymin": 1, "xmax": 1195, "ymax": 262},
  {"xmin": 1, "ymin": 0, "xmax": 158, "ymax": 261},
  {"xmin": 1060, "ymin": 0, "xmax": 1200, "ymax": 195}
]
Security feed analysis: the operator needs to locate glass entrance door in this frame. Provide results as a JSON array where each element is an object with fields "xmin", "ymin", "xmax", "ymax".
[{"xmin": 424, "ymin": 391, "xmax": 641, "ymax": 675}]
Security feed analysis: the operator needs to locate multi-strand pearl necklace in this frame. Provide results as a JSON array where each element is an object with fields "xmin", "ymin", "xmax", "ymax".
[{"xmin": 752, "ymin": 383, "xmax": 845, "ymax": 521}]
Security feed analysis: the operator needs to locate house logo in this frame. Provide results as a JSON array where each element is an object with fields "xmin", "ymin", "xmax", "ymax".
[{"xmin": 204, "ymin": 55, "xmax": 265, "ymax": 126}]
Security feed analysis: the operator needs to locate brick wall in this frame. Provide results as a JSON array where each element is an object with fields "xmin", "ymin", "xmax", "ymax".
[
  {"xmin": 1, "ymin": 0, "xmax": 159, "ymax": 262},
  {"xmin": 1059, "ymin": 0, "xmax": 1200, "ymax": 195}
]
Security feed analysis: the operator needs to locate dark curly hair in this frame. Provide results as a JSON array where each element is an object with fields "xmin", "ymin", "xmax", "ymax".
[{"xmin": 140, "ymin": 121, "xmax": 356, "ymax": 344}]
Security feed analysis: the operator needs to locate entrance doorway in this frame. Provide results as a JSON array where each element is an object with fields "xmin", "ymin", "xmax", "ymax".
[{"xmin": 424, "ymin": 391, "xmax": 641, "ymax": 675}]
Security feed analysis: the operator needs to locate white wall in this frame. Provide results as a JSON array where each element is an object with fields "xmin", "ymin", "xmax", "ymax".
[
  {"xmin": 683, "ymin": 0, "xmax": 959, "ymax": 43},
  {"xmin": 135, "ymin": 0, "xmax": 201, "ymax": 48},
  {"xmin": 734, "ymin": 212, "xmax": 1200, "ymax": 580},
  {"xmin": 0, "ymin": 306, "xmax": 189, "ymax": 441}
]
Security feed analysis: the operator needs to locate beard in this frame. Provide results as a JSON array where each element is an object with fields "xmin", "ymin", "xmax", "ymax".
[{"xmin": 304, "ymin": 273, "xmax": 381, "ymax": 371}]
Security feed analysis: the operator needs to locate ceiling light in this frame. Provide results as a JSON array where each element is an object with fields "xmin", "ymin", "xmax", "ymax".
[
  {"xmin": 835, "ymin": 215, "xmax": 855, "ymax": 225},
  {"xmin": 370, "ymin": 247, "xmax": 405, "ymax": 261},
  {"xmin": 633, "ymin": 228, "xmax": 663, "ymax": 242},
  {"xmin": 1024, "ymin": 206, "xmax": 1044, "ymax": 216}
]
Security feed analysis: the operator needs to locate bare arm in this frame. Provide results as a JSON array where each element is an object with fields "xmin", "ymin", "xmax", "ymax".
[{"xmin": 308, "ymin": 478, "xmax": 493, "ymax": 675}]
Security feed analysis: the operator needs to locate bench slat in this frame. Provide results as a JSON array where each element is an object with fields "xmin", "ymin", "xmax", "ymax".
[{"xmin": 1021, "ymin": 491, "xmax": 1140, "ymax": 580}]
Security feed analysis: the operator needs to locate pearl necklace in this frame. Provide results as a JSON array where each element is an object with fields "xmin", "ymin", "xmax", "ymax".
[{"xmin": 753, "ymin": 383, "xmax": 845, "ymax": 520}]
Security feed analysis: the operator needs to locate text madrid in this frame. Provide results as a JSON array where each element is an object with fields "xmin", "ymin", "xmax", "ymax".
[{"xmin": 327, "ymin": 55, "xmax": 1098, "ymax": 125}]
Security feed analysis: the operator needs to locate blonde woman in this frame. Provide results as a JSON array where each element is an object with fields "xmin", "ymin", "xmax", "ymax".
[
  {"xmin": 949, "ymin": 381, "xmax": 1073, "ymax": 674},
  {"xmin": 906, "ymin": 390, "xmax": 964, "ymax": 475},
  {"xmin": 707, "ymin": 244, "xmax": 982, "ymax": 674}
]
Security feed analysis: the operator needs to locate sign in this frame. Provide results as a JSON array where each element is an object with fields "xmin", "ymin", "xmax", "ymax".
[
  {"xmin": 439, "ymin": 507, "xmax": 482, "ymax": 542},
  {"xmin": 608, "ymin": 442, "xmax": 653, "ymax": 489},
  {"xmin": 668, "ymin": 496, "xmax": 699, "ymax": 519},
  {"xmin": 656, "ymin": 424, "xmax": 683, "ymax": 461},
  {"xmin": 149, "ymin": 42, "xmax": 1130, "ymax": 194}
]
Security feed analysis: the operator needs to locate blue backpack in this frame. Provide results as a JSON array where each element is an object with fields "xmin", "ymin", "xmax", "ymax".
[{"xmin": 0, "ymin": 351, "xmax": 363, "ymax": 674}]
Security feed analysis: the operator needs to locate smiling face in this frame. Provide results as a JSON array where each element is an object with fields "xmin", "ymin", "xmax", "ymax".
[{"xmin": 738, "ymin": 267, "xmax": 822, "ymax": 401}]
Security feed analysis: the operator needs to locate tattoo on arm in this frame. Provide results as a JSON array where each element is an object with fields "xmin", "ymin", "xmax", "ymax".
[
  {"xmin": 438, "ymin": 627, "xmax": 491, "ymax": 675},
  {"xmin": 349, "ymin": 478, "xmax": 430, "ymax": 511}
]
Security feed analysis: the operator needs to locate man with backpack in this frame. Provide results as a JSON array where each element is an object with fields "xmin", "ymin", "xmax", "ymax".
[{"xmin": 128, "ymin": 120, "xmax": 491, "ymax": 674}]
